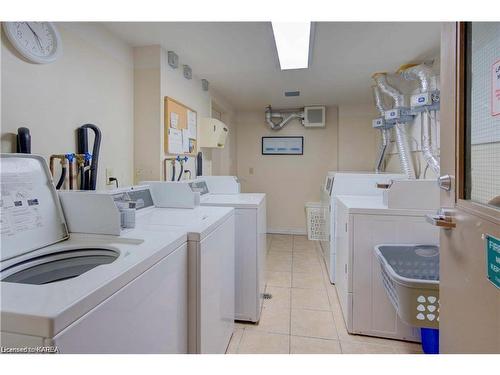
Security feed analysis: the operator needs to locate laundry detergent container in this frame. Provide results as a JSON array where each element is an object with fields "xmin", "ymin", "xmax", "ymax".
[{"xmin": 374, "ymin": 244, "xmax": 440, "ymax": 329}]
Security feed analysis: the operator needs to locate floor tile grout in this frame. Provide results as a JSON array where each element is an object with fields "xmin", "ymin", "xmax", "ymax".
[{"xmin": 229, "ymin": 234, "xmax": 421, "ymax": 354}]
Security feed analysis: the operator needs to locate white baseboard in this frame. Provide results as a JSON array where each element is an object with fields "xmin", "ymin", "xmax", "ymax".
[{"xmin": 267, "ymin": 227, "xmax": 307, "ymax": 236}]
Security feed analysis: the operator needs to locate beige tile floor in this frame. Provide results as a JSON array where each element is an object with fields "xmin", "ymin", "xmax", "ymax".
[{"xmin": 226, "ymin": 234, "xmax": 423, "ymax": 354}]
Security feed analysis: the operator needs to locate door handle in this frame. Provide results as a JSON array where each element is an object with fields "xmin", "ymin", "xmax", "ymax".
[
  {"xmin": 426, "ymin": 208, "xmax": 456, "ymax": 229},
  {"xmin": 426, "ymin": 214, "xmax": 457, "ymax": 229},
  {"xmin": 437, "ymin": 174, "xmax": 453, "ymax": 191}
]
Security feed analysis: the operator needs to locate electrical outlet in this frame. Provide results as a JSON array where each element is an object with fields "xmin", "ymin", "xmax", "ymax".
[{"xmin": 106, "ymin": 168, "xmax": 114, "ymax": 185}]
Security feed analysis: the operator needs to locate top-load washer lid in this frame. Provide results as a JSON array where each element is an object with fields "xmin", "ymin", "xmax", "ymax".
[{"xmin": 0, "ymin": 154, "xmax": 69, "ymax": 261}]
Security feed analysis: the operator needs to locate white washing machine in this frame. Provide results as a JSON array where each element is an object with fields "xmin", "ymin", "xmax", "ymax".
[
  {"xmin": 0, "ymin": 154, "xmax": 189, "ymax": 353},
  {"xmin": 131, "ymin": 183, "xmax": 235, "ymax": 354},
  {"xmin": 334, "ymin": 194, "xmax": 439, "ymax": 342},
  {"xmin": 319, "ymin": 172, "xmax": 404, "ymax": 284},
  {"xmin": 190, "ymin": 177, "xmax": 266, "ymax": 323}
]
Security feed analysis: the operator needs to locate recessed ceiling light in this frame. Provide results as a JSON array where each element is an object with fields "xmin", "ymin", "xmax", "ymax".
[{"xmin": 272, "ymin": 22, "xmax": 311, "ymax": 70}]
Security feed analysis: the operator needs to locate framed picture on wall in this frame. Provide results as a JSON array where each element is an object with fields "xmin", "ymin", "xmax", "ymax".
[{"xmin": 261, "ymin": 136, "xmax": 304, "ymax": 155}]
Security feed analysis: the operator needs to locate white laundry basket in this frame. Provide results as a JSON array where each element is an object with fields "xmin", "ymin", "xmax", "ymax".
[
  {"xmin": 374, "ymin": 244, "xmax": 440, "ymax": 329},
  {"xmin": 305, "ymin": 202, "xmax": 327, "ymax": 241}
]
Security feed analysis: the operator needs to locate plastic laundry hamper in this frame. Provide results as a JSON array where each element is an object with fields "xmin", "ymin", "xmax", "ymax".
[
  {"xmin": 374, "ymin": 244, "xmax": 440, "ymax": 329},
  {"xmin": 305, "ymin": 202, "xmax": 327, "ymax": 241}
]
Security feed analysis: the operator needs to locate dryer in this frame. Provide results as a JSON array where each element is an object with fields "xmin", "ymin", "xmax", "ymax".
[
  {"xmin": 319, "ymin": 172, "xmax": 404, "ymax": 284},
  {"xmin": 0, "ymin": 154, "xmax": 189, "ymax": 353},
  {"xmin": 130, "ymin": 183, "xmax": 236, "ymax": 354}
]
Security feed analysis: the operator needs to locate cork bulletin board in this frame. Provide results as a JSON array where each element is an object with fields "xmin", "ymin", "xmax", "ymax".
[{"xmin": 164, "ymin": 96, "xmax": 198, "ymax": 156}]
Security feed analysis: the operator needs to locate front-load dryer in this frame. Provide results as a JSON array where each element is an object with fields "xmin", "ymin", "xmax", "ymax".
[{"xmin": 0, "ymin": 154, "xmax": 189, "ymax": 353}]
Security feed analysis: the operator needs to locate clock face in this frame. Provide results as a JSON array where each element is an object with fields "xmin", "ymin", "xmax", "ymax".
[{"xmin": 3, "ymin": 22, "xmax": 62, "ymax": 64}]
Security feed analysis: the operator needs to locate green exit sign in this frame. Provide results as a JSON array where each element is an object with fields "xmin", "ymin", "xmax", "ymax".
[{"xmin": 486, "ymin": 235, "xmax": 500, "ymax": 289}]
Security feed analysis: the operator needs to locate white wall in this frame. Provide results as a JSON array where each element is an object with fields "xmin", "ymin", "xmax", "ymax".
[
  {"xmin": 1, "ymin": 23, "xmax": 134, "ymax": 189},
  {"xmin": 133, "ymin": 45, "xmax": 235, "ymax": 183},
  {"xmin": 236, "ymin": 107, "xmax": 339, "ymax": 234},
  {"xmin": 161, "ymin": 48, "xmax": 211, "ymax": 180},
  {"xmin": 211, "ymin": 93, "xmax": 237, "ymax": 176},
  {"xmin": 338, "ymin": 104, "xmax": 380, "ymax": 171}
]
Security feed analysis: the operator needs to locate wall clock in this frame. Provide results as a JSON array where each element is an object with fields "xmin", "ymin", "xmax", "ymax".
[{"xmin": 3, "ymin": 22, "xmax": 62, "ymax": 64}]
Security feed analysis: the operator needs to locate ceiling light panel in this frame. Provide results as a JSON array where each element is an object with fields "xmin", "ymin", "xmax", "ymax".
[{"xmin": 272, "ymin": 22, "xmax": 311, "ymax": 70}]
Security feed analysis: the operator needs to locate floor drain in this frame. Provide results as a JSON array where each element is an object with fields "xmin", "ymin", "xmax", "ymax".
[{"xmin": 262, "ymin": 293, "xmax": 272, "ymax": 300}]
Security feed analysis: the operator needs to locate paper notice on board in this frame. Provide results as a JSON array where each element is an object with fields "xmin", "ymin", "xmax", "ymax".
[
  {"xmin": 168, "ymin": 128, "xmax": 183, "ymax": 154},
  {"xmin": 182, "ymin": 129, "xmax": 190, "ymax": 153},
  {"xmin": 492, "ymin": 59, "xmax": 500, "ymax": 116},
  {"xmin": 170, "ymin": 112, "xmax": 179, "ymax": 128},
  {"xmin": 187, "ymin": 110, "xmax": 197, "ymax": 139}
]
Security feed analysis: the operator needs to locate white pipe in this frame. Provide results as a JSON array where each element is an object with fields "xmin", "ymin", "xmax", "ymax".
[
  {"xmin": 422, "ymin": 111, "xmax": 440, "ymax": 175},
  {"xmin": 265, "ymin": 106, "xmax": 303, "ymax": 130},
  {"xmin": 372, "ymin": 73, "xmax": 415, "ymax": 179},
  {"xmin": 372, "ymin": 73, "xmax": 405, "ymax": 108},
  {"xmin": 400, "ymin": 63, "xmax": 434, "ymax": 92},
  {"xmin": 372, "ymin": 85, "xmax": 391, "ymax": 173},
  {"xmin": 399, "ymin": 64, "xmax": 440, "ymax": 176},
  {"xmin": 394, "ymin": 123, "xmax": 416, "ymax": 179}
]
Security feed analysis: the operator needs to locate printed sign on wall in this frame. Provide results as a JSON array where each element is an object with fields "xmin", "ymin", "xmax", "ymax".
[
  {"xmin": 486, "ymin": 234, "xmax": 500, "ymax": 289},
  {"xmin": 492, "ymin": 59, "xmax": 500, "ymax": 116}
]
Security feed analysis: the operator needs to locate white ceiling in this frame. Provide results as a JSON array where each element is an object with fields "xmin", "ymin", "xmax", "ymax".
[{"xmin": 104, "ymin": 22, "xmax": 441, "ymax": 110}]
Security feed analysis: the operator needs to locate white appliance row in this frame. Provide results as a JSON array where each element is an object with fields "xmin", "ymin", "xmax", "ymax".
[
  {"xmin": 0, "ymin": 154, "xmax": 237, "ymax": 354},
  {"xmin": 146, "ymin": 177, "xmax": 267, "ymax": 323},
  {"xmin": 319, "ymin": 171, "xmax": 441, "ymax": 342},
  {"xmin": 0, "ymin": 155, "xmax": 189, "ymax": 353}
]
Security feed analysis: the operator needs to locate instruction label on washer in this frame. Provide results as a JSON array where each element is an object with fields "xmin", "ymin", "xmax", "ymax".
[
  {"xmin": 0, "ymin": 171, "xmax": 43, "ymax": 237},
  {"xmin": 486, "ymin": 234, "xmax": 500, "ymax": 289}
]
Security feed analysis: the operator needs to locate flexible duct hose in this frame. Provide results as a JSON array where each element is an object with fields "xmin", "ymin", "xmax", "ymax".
[
  {"xmin": 372, "ymin": 73, "xmax": 415, "ymax": 179},
  {"xmin": 79, "ymin": 124, "xmax": 101, "ymax": 190},
  {"xmin": 399, "ymin": 63, "xmax": 434, "ymax": 92},
  {"xmin": 56, "ymin": 167, "xmax": 67, "ymax": 190},
  {"xmin": 399, "ymin": 64, "xmax": 440, "ymax": 176},
  {"xmin": 372, "ymin": 73, "xmax": 404, "ymax": 107},
  {"xmin": 171, "ymin": 161, "xmax": 176, "ymax": 181},
  {"xmin": 372, "ymin": 86, "xmax": 391, "ymax": 173},
  {"xmin": 421, "ymin": 111, "xmax": 440, "ymax": 175},
  {"xmin": 177, "ymin": 161, "xmax": 184, "ymax": 181},
  {"xmin": 395, "ymin": 123, "xmax": 416, "ymax": 179}
]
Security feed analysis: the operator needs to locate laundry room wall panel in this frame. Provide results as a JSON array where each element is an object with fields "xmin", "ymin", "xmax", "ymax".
[
  {"xmin": 337, "ymin": 104, "xmax": 380, "ymax": 171},
  {"xmin": 211, "ymin": 94, "xmax": 237, "ymax": 176},
  {"xmin": 1, "ymin": 22, "xmax": 134, "ymax": 189},
  {"xmin": 235, "ymin": 107, "xmax": 339, "ymax": 234},
  {"xmin": 133, "ymin": 45, "xmax": 235, "ymax": 182},
  {"xmin": 134, "ymin": 45, "xmax": 163, "ymax": 182}
]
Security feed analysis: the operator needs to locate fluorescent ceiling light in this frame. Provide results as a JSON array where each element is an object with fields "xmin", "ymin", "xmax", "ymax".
[{"xmin": 272, "ymin": 22, "xmax": 311, "ymax": 70}]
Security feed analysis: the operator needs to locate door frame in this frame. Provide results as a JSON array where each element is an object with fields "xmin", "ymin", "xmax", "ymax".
[{"xmin": 442, "ymin": 22, "xmax": 500, "ymax": 224}]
